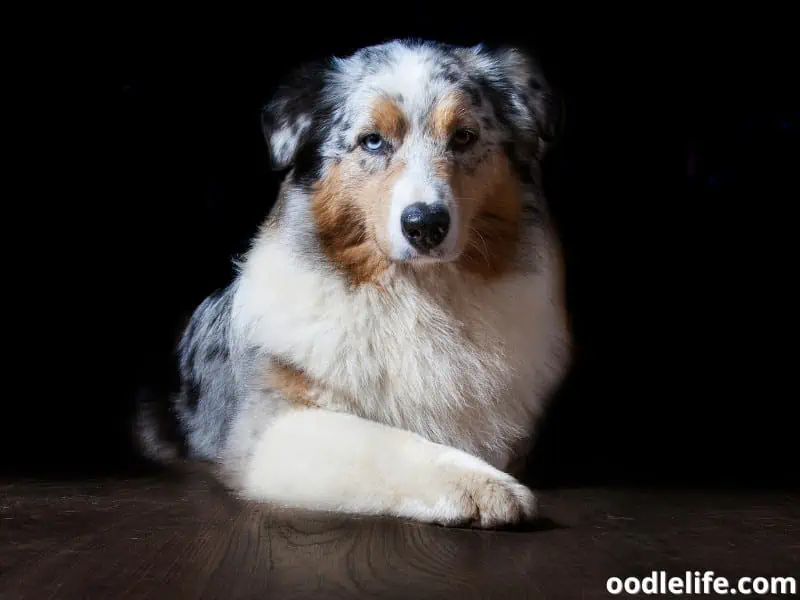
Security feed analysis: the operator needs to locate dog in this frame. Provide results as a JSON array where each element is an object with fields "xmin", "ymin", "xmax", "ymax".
[{"xmin": 137, "ymin": 38, "xmax": 572, "ymax": 528}]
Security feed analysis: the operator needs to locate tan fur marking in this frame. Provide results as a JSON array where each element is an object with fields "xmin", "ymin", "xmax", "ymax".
[
  {"xmin": 443, "ymin": 152, "xmax": 524, "ymax": 279},
  {"xmin": 429, "ymin": 93, "xmax": 522, "ymax": 280},
  {"xmin": 312, "ymin": 160, "xmax": 406, "ymax": 286},
  {"xmin": 268, "ymin": 361, "xmax": 318, "ymax": 407},
  {"xmin": 371, "ymin": 96, "xmax": 407, "ymax": 141},
  {"xmin": 429, "ymin": 92, "xmax": 473, "ymax": 139}
]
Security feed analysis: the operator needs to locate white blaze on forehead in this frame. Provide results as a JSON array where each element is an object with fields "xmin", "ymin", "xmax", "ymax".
[{"xmin": 393, "ymin": 150, "xmax": 440, "ymax": 204}]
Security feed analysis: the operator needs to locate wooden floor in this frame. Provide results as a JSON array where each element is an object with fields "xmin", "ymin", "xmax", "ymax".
[{"xmin": 1, "ymin": 465, "xmax": 797, "ymax": 599}]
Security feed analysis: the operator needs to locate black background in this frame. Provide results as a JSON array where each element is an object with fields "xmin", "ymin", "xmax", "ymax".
[{"xmin": 6, "ymin": 10, "xmax": 797, "ymax": 488}]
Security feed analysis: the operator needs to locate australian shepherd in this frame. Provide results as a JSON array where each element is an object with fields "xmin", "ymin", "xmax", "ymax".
[{"xmin": 138, "ymin": 39, "xmax": 572, "ymax": 528}]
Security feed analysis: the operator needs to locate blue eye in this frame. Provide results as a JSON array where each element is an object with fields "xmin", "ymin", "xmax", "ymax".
[{"xmin": 361, "ymin": 133, "xmax": 385, "ymax": 152}]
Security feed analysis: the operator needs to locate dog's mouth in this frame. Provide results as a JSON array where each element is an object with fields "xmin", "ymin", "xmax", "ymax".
[{"xmin": 391, "ymin": 243, "xmax": 463, "ymax": 266}]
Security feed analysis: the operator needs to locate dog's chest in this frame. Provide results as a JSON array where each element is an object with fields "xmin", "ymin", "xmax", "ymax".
[
  {"xmin": 259, "ymin": 269, "xmax": 545, "ymax": 444},
  {"xmin": 236, "ymin": 243, "xmax": 555, "ymax": 460}
]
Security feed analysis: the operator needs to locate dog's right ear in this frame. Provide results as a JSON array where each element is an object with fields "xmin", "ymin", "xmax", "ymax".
[{"xmin": 260, "ymin": 60, "xmax": 329, "ymax": 171}]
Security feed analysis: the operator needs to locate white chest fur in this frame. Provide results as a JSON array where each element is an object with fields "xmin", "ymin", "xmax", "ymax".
[{"xmin": 232, "ymin": 232, "xmax": 569, "ymax": 468}]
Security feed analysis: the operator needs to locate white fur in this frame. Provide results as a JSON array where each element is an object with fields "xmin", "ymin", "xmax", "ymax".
[
  {"xmin": 233, "ymin": 226, "xmax": 567, "ymax": 461},
  {"xmin": 224, "ymin": 216, "xmax": 571, "ymax": 525},
  {"xmin": 240, "ymin": 407, "xmax": 538, "ymax": 527}
]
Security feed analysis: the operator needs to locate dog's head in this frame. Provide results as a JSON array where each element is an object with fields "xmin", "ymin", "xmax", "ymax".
[{"xmin": 261, "ymin": 40, "xmax": 562, "ymax": 283}]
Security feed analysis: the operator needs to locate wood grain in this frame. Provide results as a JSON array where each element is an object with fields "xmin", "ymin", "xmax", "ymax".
[{"xmin": 1, "ymin": 464, "xmax": 797, "ymax": 599}]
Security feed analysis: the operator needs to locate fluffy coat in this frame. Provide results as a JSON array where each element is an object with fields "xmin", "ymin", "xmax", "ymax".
[{"xmin": 138, "ymin": 39, "xmax": 571, "ymax": 528}]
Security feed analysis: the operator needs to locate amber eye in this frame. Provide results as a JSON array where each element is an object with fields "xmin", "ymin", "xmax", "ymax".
[{"xmin": 451, "ymin": 128, "xmax": 478, "ymax": 149}]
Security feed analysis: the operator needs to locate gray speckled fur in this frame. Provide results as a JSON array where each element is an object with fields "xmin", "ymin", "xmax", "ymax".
[
  {"xmin": 170, "ymin": 283, "xmax": 285, "ymax": 466},
  {"xmin": 173, "ymin": 286, "xmax": 241, "ymax": 460}
]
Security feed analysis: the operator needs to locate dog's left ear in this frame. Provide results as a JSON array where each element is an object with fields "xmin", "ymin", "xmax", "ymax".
[
  {"xmin": 260, "ymin": 60, "xmax": 329, "ymax": 171},
  {"xmin": 472, "ymin": 45, "xmax": 564, "ymax": 159}
]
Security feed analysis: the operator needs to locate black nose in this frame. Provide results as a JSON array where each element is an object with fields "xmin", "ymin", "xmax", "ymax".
[{"xmin": 400, "ymin": 203, "xmax": 451, "ymax": 252}]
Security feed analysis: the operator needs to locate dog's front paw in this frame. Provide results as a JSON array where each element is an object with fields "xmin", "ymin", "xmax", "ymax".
[{"xmin": 409, "ymin": 451, "xmax": 538, "ymax": 529}]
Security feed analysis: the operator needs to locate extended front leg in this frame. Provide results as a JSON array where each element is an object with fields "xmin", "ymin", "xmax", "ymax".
[{"xmin": 235, "ymin": 407, "xmax": 537, "ymax": 528}]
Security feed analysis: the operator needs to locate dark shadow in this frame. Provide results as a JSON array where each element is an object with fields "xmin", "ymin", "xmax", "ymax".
[
  {"xmin": 503, "ymin": 517, "xmax": 567, "ymax": 534},
  {"xmin": 437, "ymin": 517, "xmax": 567, "ymax": 534}
]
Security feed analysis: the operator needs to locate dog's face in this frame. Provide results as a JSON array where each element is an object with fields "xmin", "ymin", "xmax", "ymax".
[{"xmin": 262, "ymin": 40, "xmax": 561, "ymax": 283}]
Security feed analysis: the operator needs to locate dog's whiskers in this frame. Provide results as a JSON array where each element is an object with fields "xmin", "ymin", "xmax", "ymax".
[{"xmin": 468, "ymin": 227, "xmax": 493, "ymax": 271}]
